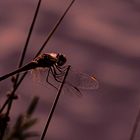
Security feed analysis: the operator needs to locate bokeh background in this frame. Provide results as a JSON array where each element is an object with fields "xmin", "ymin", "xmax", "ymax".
[{"xmin": 0, "ymin": 0, "xmax": 140, "ymax": 140}]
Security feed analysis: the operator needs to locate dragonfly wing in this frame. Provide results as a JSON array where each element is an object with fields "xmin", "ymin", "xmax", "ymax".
[
  {"xmin": 30, "ymin": 68, "xmax": 50, "ymax": 86},
  {"xmin": 30, "ymin": 68, "xmax": 82, "ymax": 96},
  {"xmin": 62, "ymin": 83, "xmax": 82, "ymax": 97},
  {"xmin": 30, "ymin": 67, "xmax": 99, "ymax": 96},
  {"xmin": 66, "ymin": 69, "xmax": 99, "ymax": 90}
]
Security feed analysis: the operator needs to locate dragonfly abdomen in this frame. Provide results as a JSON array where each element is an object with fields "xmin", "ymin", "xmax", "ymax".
[{"xmin": 0, "ymin": 62, "xmax": 38, "ymax": 81}]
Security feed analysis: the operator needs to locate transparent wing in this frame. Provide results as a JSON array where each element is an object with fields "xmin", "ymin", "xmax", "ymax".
[
  {"xmin": 30, "ymin": 68, "xmax": 50, "ymax": 86},
  {"xmin": 30, "ymin": 67, "xmax": 99, "ymax": 96},
  {"xmin": 62, "ymin": 83, "xmax": 82, "ymax": 97},
  {"xmin": 65, "ymin": 69, "xmax": 99, "ymax": 90}
]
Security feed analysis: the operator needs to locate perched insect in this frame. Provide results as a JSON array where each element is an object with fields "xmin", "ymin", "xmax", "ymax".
[{"xmin": 0, "ymin": 53, "xmax": 99, "ymax": 95}]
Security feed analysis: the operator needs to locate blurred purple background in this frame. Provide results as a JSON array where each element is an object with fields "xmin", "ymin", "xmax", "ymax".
[{"xmin": 0, "ymin": 0, "xmax": 140, "ymax": 140}]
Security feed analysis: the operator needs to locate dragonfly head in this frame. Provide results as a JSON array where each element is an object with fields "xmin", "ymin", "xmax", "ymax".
[{"xmin": 56, "ymin": 53, "xmax": 67, "ymax": 66}]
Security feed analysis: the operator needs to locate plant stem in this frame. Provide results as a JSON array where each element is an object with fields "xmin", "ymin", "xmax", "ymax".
[
  {"xmin": 36, "ymin": 0, "xmax": 76, "ymax": 57},
  {"xmin": 14, "ymin": 0, "xmax": 42, "ymax": 87},
  {"xmin": 0, "ymin": 72, "xmax": 26, "ymax": 114},
  {"xmin": 0, "ymin": 1, "xmax": 42, "ymax": 139},
  {"xmin": 40, "ymin": 65, "xmax": 71, "ymax": 140}
]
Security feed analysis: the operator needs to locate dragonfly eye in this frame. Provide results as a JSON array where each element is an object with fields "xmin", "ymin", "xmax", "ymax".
[{"xmin": 57, "ymin": 54, "xmax": 67, "ymax": 66}]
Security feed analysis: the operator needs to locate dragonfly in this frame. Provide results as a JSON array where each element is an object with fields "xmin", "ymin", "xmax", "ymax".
[{"xmin": 0, "ymin": 53, "xmax": 99, "ymax": 95}]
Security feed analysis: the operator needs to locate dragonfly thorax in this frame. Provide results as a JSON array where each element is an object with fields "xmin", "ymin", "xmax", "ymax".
[
  {"xmin": 33, "ymin": 53, "xmax": 57, "ymax": 68},
  {"xmin": 32, "ymin": 53, "xmax": 66, "ymax": 68}
]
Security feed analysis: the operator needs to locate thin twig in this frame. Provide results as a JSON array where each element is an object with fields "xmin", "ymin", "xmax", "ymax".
[
  {"xmin": 0, "ymin": 0, "xmax": 42, "ymax": 139},
  {"xmin": 14, "ymin": 0, "xmax": 42, "ymax": 87},
  {"xmin": 40, "ymin": 65, "xmax": 71, "ymax": 140},
  {"xmin": 0, "ymin": 72, "xmax": 26, "ymax": 113},
  {"xmin": 129, "ymin": 108, "xmax": 140, "ymax": 140},
  {"xmin": 36, "ymin": 0, "xmax": 76, "ymax": 56}
]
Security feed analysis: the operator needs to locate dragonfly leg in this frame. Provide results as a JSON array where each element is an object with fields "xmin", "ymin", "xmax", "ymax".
[
  {"xmin": 50, "ymin": 67, "xmax": 63, "ymax": 83},
  {"xmin": 51, "ymin": 66, "xmax": 82, "ymax": 97},
  {"xmin": 54, "ymin": 65, "xmax": 70, "ymax": 78},
  {"xmin": 56, "ymin": 64, "xmax": 68, "ymax": 70},
  {"xmin": 55, "ymin": 65, "xmax": 68, "ymax": 73},
  {"xmin": 46, "ymin": 68, "xmax": 58, "ymax": 90},
  {"xmin": 51, "ymin": 66, "xmax": 65, "ymax": 78}
]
